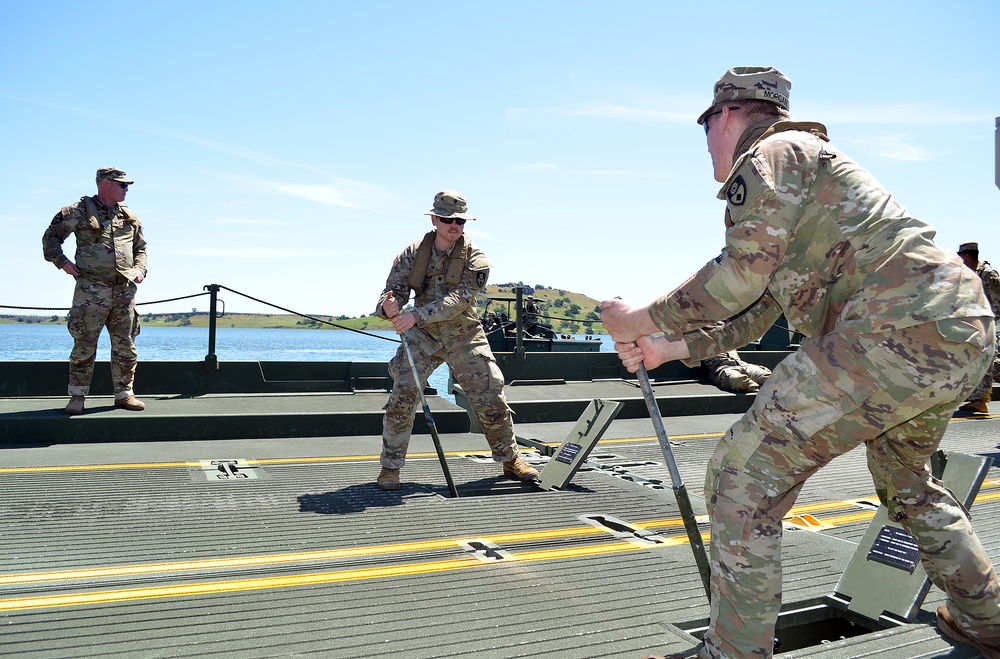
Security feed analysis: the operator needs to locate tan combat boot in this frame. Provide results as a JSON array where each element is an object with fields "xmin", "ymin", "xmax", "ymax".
[
  {"xmin": 937, "ymin": 605, "xmax": 1000, "ymax": 658},
  {"xmin": 64, "ymin": 396, "xmax": 85, "ymax": 415},
  {"xmin": 502, "ymin": 455, "xmax": 539, "ymax": 481},
  {"xmin": 114, "ymin": 395, "xmax": 146, "ymax": 411},
  {"xmin": 377, "ymin": 467, "xmax": 400, "ymax": 491},
  {"xmin": 959, "ymin": 400, "xmax": 989, "ymax": 414}
]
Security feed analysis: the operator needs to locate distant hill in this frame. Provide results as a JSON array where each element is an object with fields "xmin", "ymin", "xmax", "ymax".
[
  {"xmin": 0, "ymin": 283, "xmax": 605, "ymax": 334},
  {"xmin": 479, "ymin": 283, "xmax": 603, "ymax": 335}
]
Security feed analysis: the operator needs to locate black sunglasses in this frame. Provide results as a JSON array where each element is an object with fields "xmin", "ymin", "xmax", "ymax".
[
  {"xmin": 437, "ymin": 217, "xmax": 466, "ymax": 225},
  {"xmin": 116, "ymin": 182, "xmax": 129, "ymax": 190},
  {"xmin": 703, "ymin": 106, "xmax": 740, "ymax": 135}
]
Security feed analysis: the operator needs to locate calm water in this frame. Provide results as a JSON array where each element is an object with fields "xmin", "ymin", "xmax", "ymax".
[{"xmin": 0, "ymin": 323, "xmax": 613, "ymax": 400}]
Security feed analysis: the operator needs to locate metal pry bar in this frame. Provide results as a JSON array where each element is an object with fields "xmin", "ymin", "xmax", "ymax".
[
  {"xmin": 400, "ymin": 334, "xmax": 460, "ymax": 498},
  {"xmin": 636, "ymin": 363, "xmax": 712, "ymax": 599}
]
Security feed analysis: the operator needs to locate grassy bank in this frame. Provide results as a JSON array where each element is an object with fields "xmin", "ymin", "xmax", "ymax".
[{"xmin": 1, "ymin": 284, "xmax": 606, "ymax": 334}]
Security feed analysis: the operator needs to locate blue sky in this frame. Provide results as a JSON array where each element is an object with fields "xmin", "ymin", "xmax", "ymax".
[{"xmin": 2, "ymin": 1, "xmax": 997, "ymax": 319}]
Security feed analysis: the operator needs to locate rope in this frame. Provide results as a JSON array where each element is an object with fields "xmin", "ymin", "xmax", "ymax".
[
  {"xmin": 138, "ymin": 292, "xmax": 210, "ymax": 307},
  {"xmin": 536, "ymin": 312, "xmax": 598, "ymax": 326},
  {"xmin": 0, "ymin": 304, "xmax": 70, "ymax": 311},
  {"xmin": 1, "ymin": 291, "xmax": 212, "ymax": 314},
  {"xmin": 217, "ymin": 285, "xmax": 401, "ymax": 344}
]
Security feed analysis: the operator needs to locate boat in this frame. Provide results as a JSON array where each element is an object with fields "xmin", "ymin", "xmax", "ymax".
[
  {"xmin": 0, "ymin": 280, "xmax": 998, "ymax": 658},
  {"xmin": 479, "ymin": 287, "xmax": 603, "ymax": 354}
]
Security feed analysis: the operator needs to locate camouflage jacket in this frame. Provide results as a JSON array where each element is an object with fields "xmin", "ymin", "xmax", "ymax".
[
  {"xmin": 648, "ymin": 120, "xmax": 990, "ymax": 364},
  {"xmin": 376, "ymin": 231, "xmax": 491, "ymax": 353},
  {"xmin": 976, "ymin": 261, "xmax": 1000, "ymax": 317},
  {"xmin": 42, "ymin": 196, "xmax": 147, "ymax": 285}
]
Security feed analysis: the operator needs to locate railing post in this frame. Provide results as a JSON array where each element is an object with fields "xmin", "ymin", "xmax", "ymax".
[
  {"xmin": 204, "ymin": 284, "xmax": 220, "ymax": 371},
  {"xmin": 514, "ymin": 286, "xmax": 526, "ymax": 362}
]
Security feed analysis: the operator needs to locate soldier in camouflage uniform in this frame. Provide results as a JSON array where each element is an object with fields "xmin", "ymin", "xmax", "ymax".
[
  {"xmin": 374, "ymin": 190, "xmax": 538, "ymax": 491},
  {"xmin": 601, "ymin": 67, "xmax": 1000, "ymax": 659},
  {"xmin": 42, "ymin": 167, "xmax": 147, "ymax": 415},
  {"xmin": 957, "ymin": 242, "xmax": 1000, "ymax": 414},
  {"xmin": 701, "ymin": 350, "xmax": 771, "ymax": 393}
]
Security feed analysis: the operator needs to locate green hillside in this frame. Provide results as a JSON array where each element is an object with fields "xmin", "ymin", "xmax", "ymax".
[{"xmin": 1, "ymin": 284, "xmax": 605, "ymax": 334}]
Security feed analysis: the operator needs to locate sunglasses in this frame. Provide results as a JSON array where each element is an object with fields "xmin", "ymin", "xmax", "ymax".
[
  {"xmin": 703, "ymin": 106, "xmax": 740, "ymax": 135},
  {"xmin": 437, "ymin": 217, "xmax": 466, "ymax": 225},
  {"xmin": 116, "ymin": 182, "xmax": 129, "ymax": 190}
]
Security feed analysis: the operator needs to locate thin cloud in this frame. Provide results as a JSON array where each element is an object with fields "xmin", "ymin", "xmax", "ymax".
[
  {"xmin": 209, "ymin": 172, "xmax": 387, "ymax": 210},
  {"xmin": 849, "ymin": 135, "xmax": 933, "ymax": 162},
  {"xmin": 805, "ymin": 102, "xmax": 987, "ymax": 126},
  {"xmin": 211, "ymin": 218, "xmax": 291, "ymax": 226},
  {"xmin": 0, "ymin": 93, "xmax": 389, "ymax": 207},
  {"xmin": 510, "ymin": 163, "xmax": 667, "ymax": 178},
  {"xmin": 514, "ymin": 163, "xmax": 558, "ymax": 171},
  {"xmin": 167, "ymin": 247, "xmax": 342, "ymax": 258},
  {"xmin": 230, "ymin": 233, "xmax": 312, "ymax": 241},
  {"xmin": 562, "ymin": 104, "xmax": 691, "ymax": 123}
]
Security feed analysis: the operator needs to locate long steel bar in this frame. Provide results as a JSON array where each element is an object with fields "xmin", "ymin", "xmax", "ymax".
[
  {"xmin": 637, "ymin": 363, "xmax": 711, "ymax": 599},
  {"xmin": 400, "ymin": 335, "xmax": 460, "ymax": 498}
]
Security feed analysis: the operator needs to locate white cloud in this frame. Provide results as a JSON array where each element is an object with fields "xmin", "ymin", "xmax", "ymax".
[
  {"xmin": 851, "ymin": 135, "xmax": 933, "ymax": 162},
  {"xmin": 211, "ymin": 218, "xmax": 291, "ymax": 225},
  {"xmin": 562, "ymin": 104, "xmax": 691, "ymax": 123},
  {"xmin": 167, "ymin": 247, "xmax": 341, "ymax": 258}
]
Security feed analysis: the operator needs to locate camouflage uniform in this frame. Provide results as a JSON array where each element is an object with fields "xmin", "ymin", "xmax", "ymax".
[
  {"xmin": 645, "ymin": 68, "xmax": 999, "ymax": 659},
  {"xmin": 963, "ymin": 256, "xmax": 1000, "ymax": 406},
  {"xmin": 376, "ymin": 232, "xmax": 519, "ymax": 469},
  {"xmin": 42, "ymin": 193, "xmax": 147, "ymax": 398},
  {"xmin": 701, "ymin": 350, "xmax": 770, "ymax": 393}
]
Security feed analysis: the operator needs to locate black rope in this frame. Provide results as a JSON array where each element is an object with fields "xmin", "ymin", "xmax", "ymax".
[
  {"xmin": 536, "ymin": 312, "xmax": 598, "ymax": 325},
  {"xmin": 138, "ymin": 292, "xmax": 210, "ymax": 307},
  {"xmin": 0, "ymin": 304, "xmax": 70, "ymax": 311},
  {"xmin": 1, "ymin": 291, "xmax": 211, "ymax": 313},
  {"xmin": 217, "ymin": 285, "xmax": 401, "ymax": 344}
]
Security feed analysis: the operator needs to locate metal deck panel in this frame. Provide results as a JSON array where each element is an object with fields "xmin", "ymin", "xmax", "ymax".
[{"xmin": 0, "ymin": 411, "xmax": 996, "ymax": 657}]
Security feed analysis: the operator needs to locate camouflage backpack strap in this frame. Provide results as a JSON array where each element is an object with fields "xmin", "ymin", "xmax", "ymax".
[
  {"xmin": 444, "ymin": 234, "xmax": 468, "ymax": 285},
  {"xmin": 407, "ymin": 231, "xmax": 437, "ymax": 292},
  {"xmin": 80, "ymin": 196, "xmax": 102, "ymax": 230},
  {"xmin": 119, "ymin": 204, "xmax": 140, "ymax": 225}
]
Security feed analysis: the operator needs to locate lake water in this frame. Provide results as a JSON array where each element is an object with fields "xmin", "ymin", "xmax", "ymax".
[{"xmin": 0, "ymin": 323, "xmax": 613, "ymax": 401}]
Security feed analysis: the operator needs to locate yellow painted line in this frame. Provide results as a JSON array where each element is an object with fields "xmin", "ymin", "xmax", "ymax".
[
  {"xmin": 1, "ymin": 484, "xmax": 996, "ymax": 611},
  {"xmin": 0, "ymin": 541, "xmax": 649, "ymax": 612},
  {"xmin": 0, "ymin": 449, "xmax": 540, "ymax": 474},
  {"xmin": 0, "ymin": 524, "xmax": 616, "ymax": 586}
]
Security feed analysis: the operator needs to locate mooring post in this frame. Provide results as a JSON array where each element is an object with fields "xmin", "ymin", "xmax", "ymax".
[
  {"xmin": 514, "ymin": 286, "xmax": 526, "ymax": 362},
  {"xmin": 204, "ymin": 284, "xmax": 220, "ymax": 371}
]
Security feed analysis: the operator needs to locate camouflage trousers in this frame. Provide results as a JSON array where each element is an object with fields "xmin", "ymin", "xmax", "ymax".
[
  {"xmin": 380, "ymin": 338, "xmax": 518, "ymax": 469},
  {"xmin": 66, "ymin": 276, "xmax": 139, "ymax": 398},
  {"xmin": 701, "ymin": 317, "xmax": 1000, "ymax": 659}
]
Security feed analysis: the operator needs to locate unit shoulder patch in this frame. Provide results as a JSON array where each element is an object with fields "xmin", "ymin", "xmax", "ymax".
[{"xmin": 727, "ymin": 175, "xmax": 747, "ymax": 206}]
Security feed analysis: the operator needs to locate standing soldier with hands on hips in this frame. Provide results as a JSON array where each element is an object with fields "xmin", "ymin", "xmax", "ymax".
[
  {"xmin": 374, "ymin": 189, "xmax": 538, "ymax": 491},
  {"xmin": 42, "ymin": 166, "xmax": 148, "ymax": 416},
  {"xmin": 601, "ymin": 67, "xmax": 1000, "ymax": 659}
]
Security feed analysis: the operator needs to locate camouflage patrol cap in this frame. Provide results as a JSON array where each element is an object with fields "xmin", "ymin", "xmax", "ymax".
[
  {"xmin": 424, "ymin": 189, "xmax": 476, "ymax": 221},
  {"xmin": 697, "ymin": 66, "xmax": 792, "ymax": 125},
  {"xmin": 958, "ymin": 242, "xmax": 979, "ymax": 254},
  {"xmin": 95, "ymin": 166, "xmax": 134, "ymax": 184}
]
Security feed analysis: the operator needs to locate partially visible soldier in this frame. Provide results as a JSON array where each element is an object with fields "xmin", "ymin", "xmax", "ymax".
[
  {"xmin": 957, "ymin": 242, "xmax": 1000, "ymax": 414},
  {"xmin": 523, "ymin": 296, "xmax": 540, "ymax": 335},
  {"xmin": 374, "ymin": 189, "xmax": 538, "ymax": 491},
  {"xmin": 601, "ymin": 67, "xmax": 1000, "ymax": 659},
  {"xmin": 42, "ymin": 167, "xmax": 147, "ymax": 415},
  {"xmin": 701, "ymin": 350, "xmax": 771, "ymax": 393}
]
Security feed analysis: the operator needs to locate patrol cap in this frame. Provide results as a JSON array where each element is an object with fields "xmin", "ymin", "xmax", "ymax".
[
  {"xmin": 958, "ymin": 242, "xmax": 979, "ymax": 254},
  {"xmin": 96, "ymin": 167, "xmax": 134, "ymax": 184},
  {"xmin": 697, "ymin": 66, "xmax": 792, "ymax": 125},
  {"xmin": 424, "ymin": 189, "xmax": 476, "ymax": 221}
]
